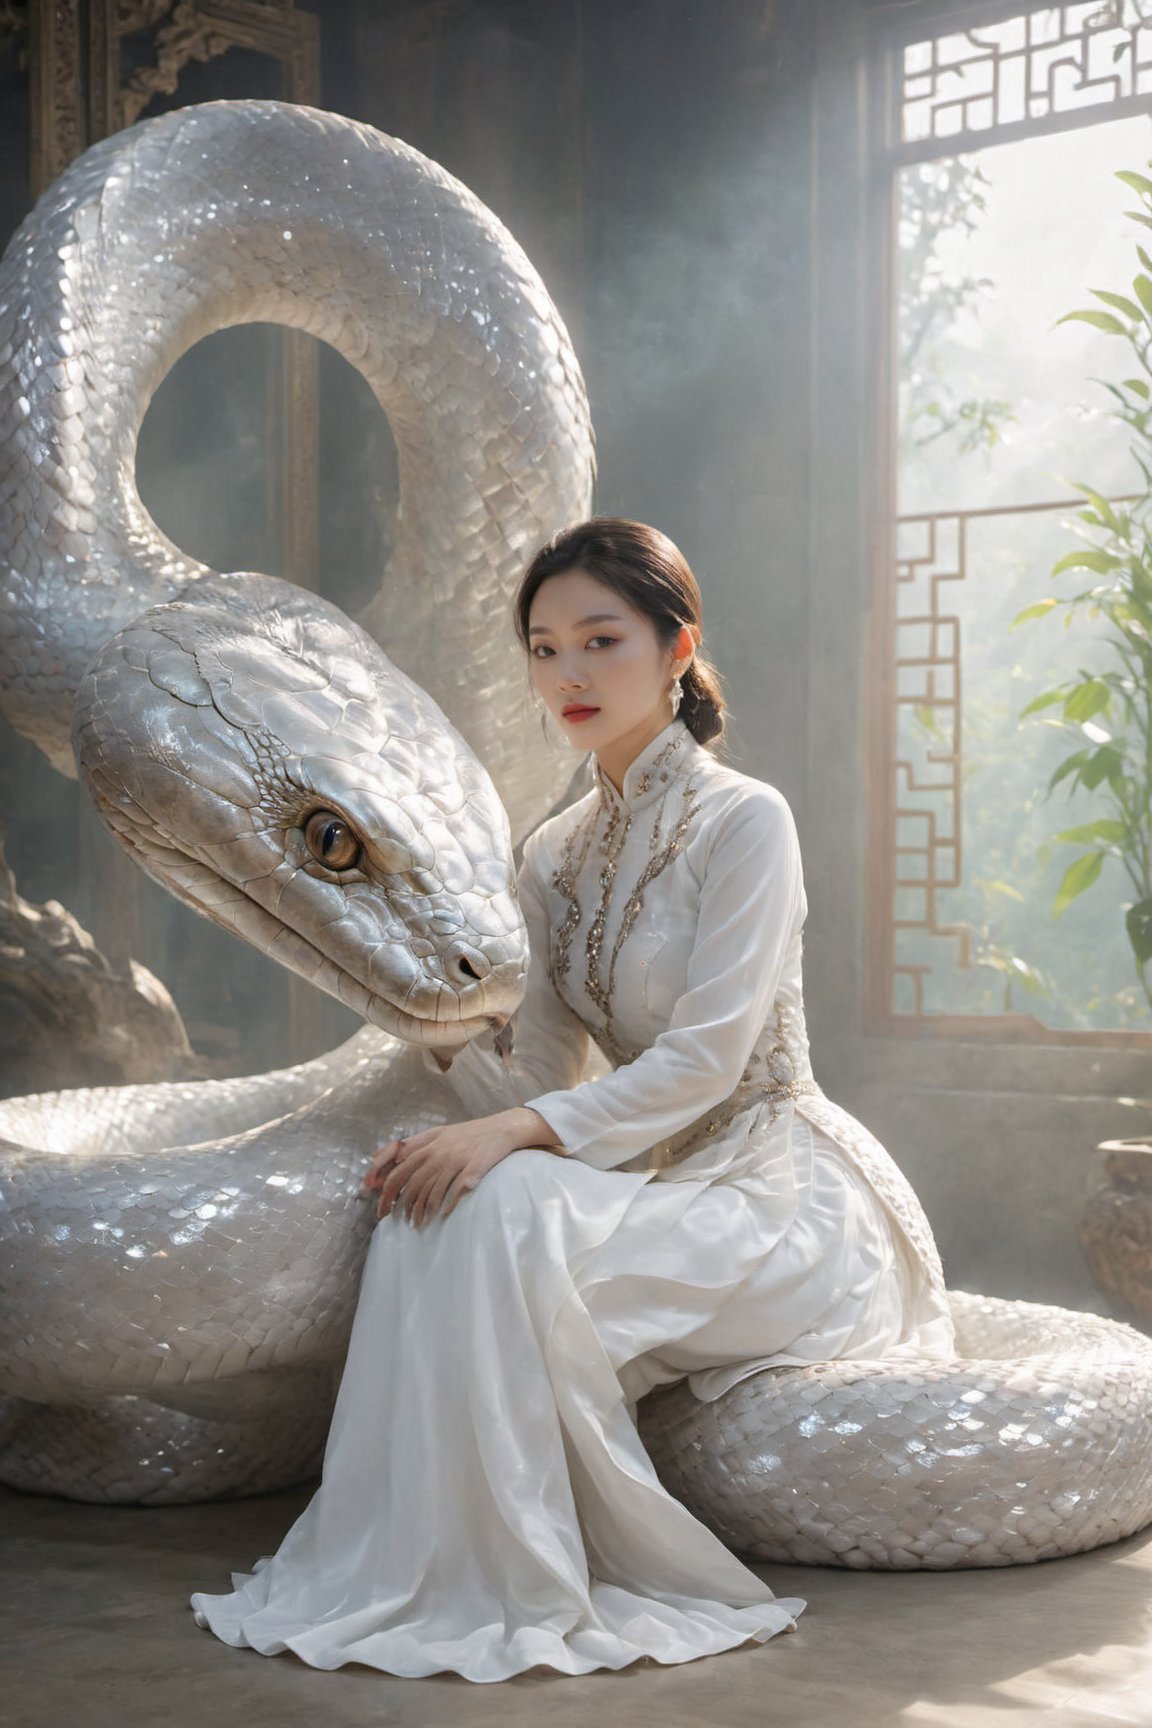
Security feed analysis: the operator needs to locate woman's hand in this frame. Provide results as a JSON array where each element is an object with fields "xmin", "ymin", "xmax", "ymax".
[{"xmin": 361, "ymin": 1107, "xmax": 561, "ymax": 1227}]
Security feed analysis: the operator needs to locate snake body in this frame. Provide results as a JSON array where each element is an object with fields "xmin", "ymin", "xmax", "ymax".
[
  {"xmin": 0, "ymin": 98, "xmax": 588, "ymax": 1500},
  {"xmin": 1, "ymin": 100, "xmax": 1150, "ymax": 1564}
]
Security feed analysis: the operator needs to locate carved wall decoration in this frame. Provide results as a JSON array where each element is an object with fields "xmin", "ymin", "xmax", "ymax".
[
  {"xmin": 90, "ymin": 0, "xmax": 319, "ymax": 148},
  {"xmin": 19, "ymin": 0, "xmax": 326, "ymax": 1060},
  {"xmin": 28, "ymin": 0, "xmax": 83, "ymax": 195}
]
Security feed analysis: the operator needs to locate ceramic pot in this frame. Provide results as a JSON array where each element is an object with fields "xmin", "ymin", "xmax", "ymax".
[{"xmin": 1079, "ymin": 1138, "xmax": 1152, "ymax": 1326}]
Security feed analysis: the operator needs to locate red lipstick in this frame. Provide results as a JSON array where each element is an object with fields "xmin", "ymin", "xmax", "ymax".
[{"xmin": 561, "ymin": 704, "xmax": 600, "ymax": 723}]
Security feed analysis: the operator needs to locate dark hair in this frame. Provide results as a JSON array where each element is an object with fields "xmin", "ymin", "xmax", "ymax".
[{"xmin": 513, "ymin": 517, "xmax": 726, "ymax": 747}]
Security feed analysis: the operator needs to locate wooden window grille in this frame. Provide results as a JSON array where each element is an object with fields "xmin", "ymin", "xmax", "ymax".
[{"xmin": 866, "ymin": 1, "xmax": 1152, "ymax": 1043}]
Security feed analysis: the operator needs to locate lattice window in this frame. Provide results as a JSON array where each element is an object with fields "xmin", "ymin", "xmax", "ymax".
[
  {"xmin": 902, "ymin": 3, "xmax": 1152, "ymax": 148},
  {"xmin": 870, "ymin": 2, "xmax": 1152, "ymax": 1039}
]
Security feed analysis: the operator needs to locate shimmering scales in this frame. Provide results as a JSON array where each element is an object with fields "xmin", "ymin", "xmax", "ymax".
[
  {"xmin": 0, "ymin": 101, "xmax": 591, "ymax": 1501},
  {"xmin": 0, "ymin": 101, "xmax": 591, "ymax": 835},
  {"xmin": 641, "ymin": 1291, "xmax": 1152, "ymax": 1569}
]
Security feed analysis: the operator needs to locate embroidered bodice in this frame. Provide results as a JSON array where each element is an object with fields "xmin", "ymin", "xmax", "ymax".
[
  {"xmin": 548, "ymin": 724, "xmax": 710, "ymax": 1067},
  {"xmin": 438, "ymin": 718, "xmax": 947, "ymax": 1296},
  {"xmin": 439, "ymin": 720, "xmax": 810, "ymax": 1168},
  {"xmin": 523, "ymin": 721, "xmax": 814, "ymax": 1162}
]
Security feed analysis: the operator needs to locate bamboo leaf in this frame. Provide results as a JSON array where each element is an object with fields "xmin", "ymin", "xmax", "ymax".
[
  {"xmin": 1012, "ymin": 599, "xmax": 1060, "ymax": 627},
  {"xmin": 1011, "ymin": 958, "xmax": 1047, "ymax": 997},
  {"xmin": 1053, "ymin": 548, "xmax": 1120, "ymax": 576},
  {"xmin": 1135, "ymin": 275, "xmax": 1152, "ymax": 318},
  {"xmin": 912, "ymin": 702, "xmax": 946, "ymax": 740},
  {"xmin": 1048, "ymin": 751, "xmax": 1088, "ymax": 792},
  {"xmin": 1093, "ymin": 288, "xmax": 1142, "ymax": 321},
  {"xmin": 1062, "ymin": 679, "xmax": 1112, "ymax": 722},
  {"xmin": 1127, "ymin": 898, "xmax": 1152, "ymax": 967},
  {"xmin": 1053, "ymin": 851, "xmax": 1105, "ymax": 916},
  {"xmin": 1070, "ymin": 486, "xmax": 1124, "ymax": 532},
  {"xmin": 1056, "ymin": 309, "xmax": 1128, "ymax": 336},
  {"xmin": 1118, "ymin": 171, "xmax": 1152, "ymax": 197},
  {"xmin": 975, "ymin": 877, "xmax": 1026, "ymax": 902},
  {"xmin": 1020, "ymin": 686, "xmax": 1067, "ymax": 717},
  {"xmin": 1080, "ymin": 742, "xmax": 1125, "ymax": 790},
  {"xmin": 1053, "ymin": 819, "xmax": 1126, "ymax": 845}
]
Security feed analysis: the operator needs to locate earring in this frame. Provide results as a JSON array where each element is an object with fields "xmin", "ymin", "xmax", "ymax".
[{"xmin": 670, "ymin": 676, "xmax": 683, "ymax": 717}]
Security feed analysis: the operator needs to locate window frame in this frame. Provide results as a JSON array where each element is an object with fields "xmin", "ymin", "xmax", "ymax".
[{"xmin": 860, "ymin": 0, "xmax": 1152, "ymax": 1049}]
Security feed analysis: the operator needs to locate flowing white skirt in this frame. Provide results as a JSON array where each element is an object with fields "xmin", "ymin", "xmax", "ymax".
[{"xmin": 190, "ymin": 1119, "xmax": 944, "ymax": 1680}]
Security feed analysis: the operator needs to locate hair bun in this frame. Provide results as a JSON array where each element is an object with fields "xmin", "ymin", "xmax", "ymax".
[{"xmin": 679, "ymin": 657, "xmax": 725, "ymax": 746}]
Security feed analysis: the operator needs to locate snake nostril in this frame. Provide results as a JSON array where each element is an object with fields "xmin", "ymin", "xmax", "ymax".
[{"xmin": 445, "ymin": 942, "xmax": 491, "ymax": 985}]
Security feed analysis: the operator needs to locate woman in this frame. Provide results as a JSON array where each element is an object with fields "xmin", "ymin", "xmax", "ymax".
[{"xmin": 191, "ymin": 518, "xmax": 955, "ymax": 1680}]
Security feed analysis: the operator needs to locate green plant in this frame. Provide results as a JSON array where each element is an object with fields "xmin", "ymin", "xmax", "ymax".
[
  {"xmin": 1015, "ymin": 165, "xmax": 1152, "ymax": 1012},
  {"xmin": 899, "ymin": 158, "xmax": 1017, "ymax": 457}
]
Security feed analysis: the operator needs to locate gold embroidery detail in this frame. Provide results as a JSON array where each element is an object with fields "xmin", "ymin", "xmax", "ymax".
[
  {"xmin": 585, "ymin": 768, "xmax": 701, "ymax": 1052},
  {"xmin": 566, "ymin": 1001, "xmax": 637, "ymax": 1071},
  {"xmin": 582, "ymin": 797, "xmax": 634, "ymax": 1013},
  {"xmin": 588, "ymin": 781, "xmax": 701, "ymax": 1034},
  {"xmin": 651, "ymin": 1002, "xmax": 818, "ymax": 1166},
  {"xmin": 614, "ymin": 727, "xmax": 688, "ymax": 809},
  {"xmin": 552, "ymin": 729, "xmax": 696, "ymax": 1046},
  {"xmin": 549, "ymin": 798, "xmax": 600, "ymax": 983}
]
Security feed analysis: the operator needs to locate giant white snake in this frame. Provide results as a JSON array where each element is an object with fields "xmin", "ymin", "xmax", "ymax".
[{"xmin": 0, "ymin": 101, "xmax": 1150, "ymax": 1568}]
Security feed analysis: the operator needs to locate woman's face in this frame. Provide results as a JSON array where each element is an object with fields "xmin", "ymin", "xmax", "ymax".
[{"xmin": 526, "ymin": 568, "xmax": 679, "ymax": 760}]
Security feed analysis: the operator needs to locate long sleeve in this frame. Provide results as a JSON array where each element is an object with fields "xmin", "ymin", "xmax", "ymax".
[
  {"xmin": 425, "ymin": 826, "xmax": 591, "ymax": 1123},
  {"xmin": 526, "ymin": 785, "xmax": 805, "ymax": 1170}
]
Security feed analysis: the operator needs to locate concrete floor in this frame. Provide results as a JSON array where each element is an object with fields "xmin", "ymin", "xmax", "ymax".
[{"xmin": 2, "ymin": 1484, "xmax": 1150, "ymax": 1727}]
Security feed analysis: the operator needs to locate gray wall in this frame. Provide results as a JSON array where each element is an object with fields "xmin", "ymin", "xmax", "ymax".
[{"xmin": 351, "ymin": 1, "xmax": 815, "ymax": 814}]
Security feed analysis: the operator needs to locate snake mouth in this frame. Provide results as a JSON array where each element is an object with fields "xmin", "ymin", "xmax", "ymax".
[
  {"xmin": 368, "ymin": 997, "xmax": 497, "ymax": 1048},
  {"xmin": 247, "ymin": 911, "xmax": 504, "ymax": 1048},
  {"xmin": 120, "ymin": 834, "xmax": 513, "ymax": 1049},
  {"xmin": 246, "ymin": 912, "xmax": 507, "ymax": 1048}
]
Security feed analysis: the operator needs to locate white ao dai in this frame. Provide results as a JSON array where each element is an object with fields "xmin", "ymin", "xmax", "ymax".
[{"xmin": 191, "ymin": 719, "xmax": 955, "ymax": 1680}]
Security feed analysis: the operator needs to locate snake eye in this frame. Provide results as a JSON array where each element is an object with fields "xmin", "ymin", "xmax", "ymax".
[{"xmin": 304, "ymin": 810, "xmax": 361, "ymax": 872}]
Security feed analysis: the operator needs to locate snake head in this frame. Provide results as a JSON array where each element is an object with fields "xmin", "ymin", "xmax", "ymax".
[{"xmin": 71, "ymin": 575, "xmax": 528, "ymax": 1047}]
